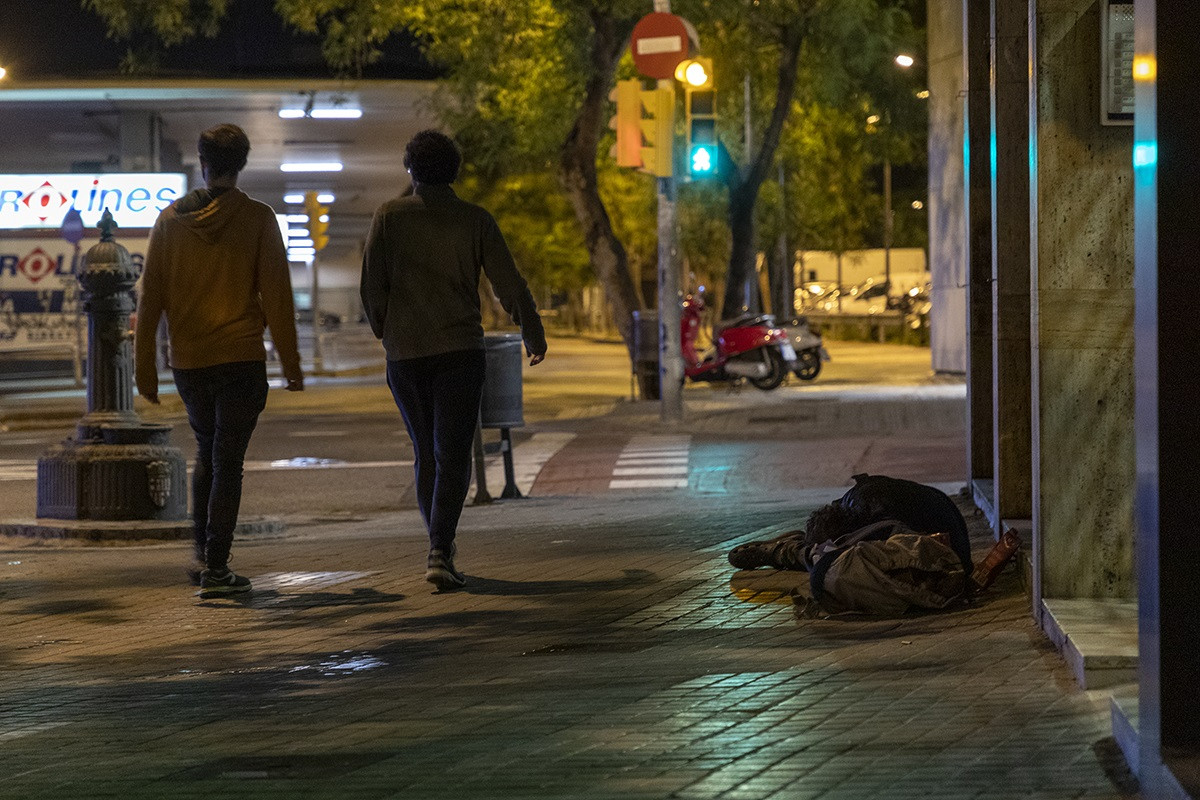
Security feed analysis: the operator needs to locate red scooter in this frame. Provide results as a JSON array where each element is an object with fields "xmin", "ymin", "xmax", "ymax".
[{"xmin": 682, "ymin": 291, "xmax": 796, "ymax": 390}]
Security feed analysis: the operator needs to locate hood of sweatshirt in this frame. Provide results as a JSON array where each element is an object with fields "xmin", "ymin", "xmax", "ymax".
[{"xmin": 168, "ymin": 187, "xmax": 250, "ymax": 244}]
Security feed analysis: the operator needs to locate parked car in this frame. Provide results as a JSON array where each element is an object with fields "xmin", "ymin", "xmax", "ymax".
[
  {"xmin": 841, "ymin": 272, "xmax": 932, "ymax": 315},
  {"xmin": 795, "ymin": 281, "xmax": 843, "ymax": 313}
]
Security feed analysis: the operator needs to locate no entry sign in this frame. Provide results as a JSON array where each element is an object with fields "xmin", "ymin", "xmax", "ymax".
[{"xmin": 631, "ymin": 12, "xmax": 688, "ymax": 79}]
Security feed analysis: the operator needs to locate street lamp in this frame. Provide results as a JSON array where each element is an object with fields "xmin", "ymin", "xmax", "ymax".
[
  {"xmin": 895, "ymin": 54, "xmax": 915, "ymax": 68},
  {"xmin": 866, "ymin": 110, "xmax": 895, "ymax": 300}
]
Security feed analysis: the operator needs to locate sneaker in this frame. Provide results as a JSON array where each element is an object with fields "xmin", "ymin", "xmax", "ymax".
[
  {"xmin": 197, "ymin": 568, "xmax": 252, "ymax": 598},
  {"xmin": 425, "ymin": 549, "xmax": 466, "ymax": 590}
]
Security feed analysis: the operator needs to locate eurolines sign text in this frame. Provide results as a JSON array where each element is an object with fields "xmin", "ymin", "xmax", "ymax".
[{"xmin": 0, "ymin": 173, "xmax": 187, "ymax": 230}]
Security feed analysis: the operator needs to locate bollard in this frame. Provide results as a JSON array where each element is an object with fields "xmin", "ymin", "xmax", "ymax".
[{"xmin": 36, "ymin": 211, "xmax": 187, "ymax": 521}]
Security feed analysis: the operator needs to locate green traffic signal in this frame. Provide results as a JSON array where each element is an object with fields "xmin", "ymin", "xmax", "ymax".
[{"xmin": 690, "ymin": 144, "xmax": 716, "ymax": 175}]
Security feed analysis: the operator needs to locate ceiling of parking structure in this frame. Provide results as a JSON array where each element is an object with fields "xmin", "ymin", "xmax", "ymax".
[{"xmin": 0, "ymin": 79, "xmax": 440, "ymax": 265}]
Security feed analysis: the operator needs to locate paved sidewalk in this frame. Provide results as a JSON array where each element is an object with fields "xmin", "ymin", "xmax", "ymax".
[{"xmin": 1, "ymin": 482, "xmax": 1135, "ymax": 799}]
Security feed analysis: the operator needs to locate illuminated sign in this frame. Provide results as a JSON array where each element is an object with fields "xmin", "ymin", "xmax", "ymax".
[
  {"xmin": 0, "ymin": 173, "xmax": 187, "ymax": 231},
  {"xmin": 0, "ymin": 235, "xmax": 148, "ymax": 351}
]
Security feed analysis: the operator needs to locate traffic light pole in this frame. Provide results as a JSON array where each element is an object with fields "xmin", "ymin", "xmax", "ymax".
[
  {"xmin": 655, "ymin": 0, "xmax": 683, "ymax": 424},
  {"xmin": 310, "ymin": 254, "xmax": 324, "ymax": 373}
]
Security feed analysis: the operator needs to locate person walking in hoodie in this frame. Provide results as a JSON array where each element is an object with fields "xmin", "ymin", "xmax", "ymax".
[
  {"xmin": 135, "ymin": 123, "xmax": 304, "ymax": 598},
  {"xmin": 361, "ymin": 130, "xmax": 547, "ymax": 591}
]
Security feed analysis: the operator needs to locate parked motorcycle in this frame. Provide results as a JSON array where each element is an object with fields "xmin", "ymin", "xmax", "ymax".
[
  {"xmin": 682, "ymin": 291, "xmax": 796, "ymax": 390},
  {"xmin": 777, "ymin": 316, "xmax": 830, "ymax": 381}
]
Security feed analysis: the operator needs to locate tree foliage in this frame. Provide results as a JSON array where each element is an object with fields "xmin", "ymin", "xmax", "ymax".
[
  {"xmin": 676, "ymin": 0, "xmax": 922, "ymax": 317},
  {"xmin": 82, "ymin": 0, "xmax": 229, "ymax": 73},
  {"xmin": 88, "ymin": 0, "xmax": 926, "ymax": 335}
]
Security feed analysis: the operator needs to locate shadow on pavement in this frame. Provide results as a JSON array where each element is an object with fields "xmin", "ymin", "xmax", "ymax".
[{"xmin": 458, "ymin": 568, "xmax": 656, "ymax": 596}]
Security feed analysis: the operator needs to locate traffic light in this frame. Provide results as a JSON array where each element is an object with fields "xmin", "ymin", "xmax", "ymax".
[
  {"xmin": 303, "ymin": 191, "xmax": 329, "ymax": 251},
  {"xmin": 639, "ymin": 87, "xmax": 674, "ymax": 178},
  {"xmin": 608, "ymin": 79, "xmax": 642, "ymax": 168},
  {"xmin": 677, "ymin": 57, "xmax": 718, "ymax": 177}
]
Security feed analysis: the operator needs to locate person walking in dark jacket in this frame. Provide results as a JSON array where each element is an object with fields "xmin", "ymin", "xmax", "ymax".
[
  {"xmin": 136, "ymin": 123, "xmax": 304, "ymax": 598},
  {"xmin": 361, "ymin": 130, "xmax": 547, "ymax": 590}
]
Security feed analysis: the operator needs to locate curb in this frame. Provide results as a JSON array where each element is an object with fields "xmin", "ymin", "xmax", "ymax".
[{"xmin": 0, "ymin": 516, "xmax": 284, "ymax": 543}]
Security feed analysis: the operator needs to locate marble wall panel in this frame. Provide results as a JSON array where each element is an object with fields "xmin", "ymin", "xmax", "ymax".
[{"xmin": 1033, "ymin": 0, "xmax": 1134, "ymax": 599}]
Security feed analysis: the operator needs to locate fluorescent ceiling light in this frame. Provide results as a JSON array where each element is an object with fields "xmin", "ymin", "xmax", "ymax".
[
  {"xmin": 289, "ymin": 246, "xmax": 316, "ymax": 255},
  {"xmin": 287, "ymin": 228, "xmax": 310, "ymax": 238},
  {"xmin": 280, "ymin": 162, "xmax": 343, "ymax": 173},
  {"xmin": 278, "ymin": 109, "xmax": 306, "ymax": 119},
  {"xmin": 283, "ymin": 193, "xmax": 304, "ymax": 204},
  {"xmin": 310, "ymin": 108, "xmax": 363, "ymax": 119},
  {"xmin": 288, "ymin": 253, "xmax": 313, "ymax": 262},
  {"xmin": 290, "ymin": 238, "xmax": 315, "ymax": 248},
  {"xmin": 285, "ymin": 214, "xmax": 307, "ymax": 223},
  {"xmin": 319, "ymin": 215, "xmax": 329, "ymax": 223},
  {"xmin": 317, "ymin": 193, "xmax": 335, "ymax": 203}
]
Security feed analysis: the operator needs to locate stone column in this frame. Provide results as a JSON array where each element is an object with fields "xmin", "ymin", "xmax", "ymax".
[
  {"xmin": 990, "ymin": 0, "xmax": 1033, "ymax": 530},
  {"xmin": 119, "ymin": 111, "xmax": 161, "ymax": 173},
  {"xmin": 926, "ymin": 0, "xmax": 968, "ymax": 375},
  {"xmin": 964, "ymin": 0, "xmax": 995, "ymax": 493},
  {"xmin": 1030, "ymin": 0, "xmax": 1134, "ymax": 600}
]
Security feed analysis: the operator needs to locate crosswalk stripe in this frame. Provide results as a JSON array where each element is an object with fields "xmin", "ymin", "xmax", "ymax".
[
  {"xmin": 609, "ymin": 478, "xmax": 689, "ymax": 489},
  {"xmin": 482, "ymin": 432, "xmax": 575, "ymax": 496},
  {"xmin": 608, "ymin": 434, "xmax": 691, "ymax": 491},
  {"xmin": 612, "ymin": 466, "xmax": 688, "ymax": 476}
]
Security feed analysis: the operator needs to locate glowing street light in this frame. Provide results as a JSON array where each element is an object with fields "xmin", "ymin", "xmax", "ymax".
[{"xmin": 895, "ymin": 54, "xmax": 915, "ymax": 68}]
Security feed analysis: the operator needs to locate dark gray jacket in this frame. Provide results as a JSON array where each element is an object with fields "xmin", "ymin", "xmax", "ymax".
[{"xmin": 360, "ymin": 184, "xmax": 547, "ymax": 360}]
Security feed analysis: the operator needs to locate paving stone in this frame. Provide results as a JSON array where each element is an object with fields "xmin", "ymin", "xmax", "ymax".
[{"xmin": 0, "ymin": 437, "xmax": 1136, "ymax": 799}]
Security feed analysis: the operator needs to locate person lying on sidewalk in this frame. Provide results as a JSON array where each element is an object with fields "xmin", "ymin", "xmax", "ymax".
[
  {"xmin": 726, "ymin": 474, "xmax": 1021, "ymax": 615},
  {"xmin": 729, "ymin": 473, "xmax": 973, "ymax": 576}
]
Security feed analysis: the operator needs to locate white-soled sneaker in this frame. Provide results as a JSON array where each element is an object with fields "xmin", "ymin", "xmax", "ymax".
[
  {"xmin": 197, "ymin": 568, "xmax": 252, "ymax": 598},
  {"xmin": 425, "ymin": 549, "xmax": 466, "ymax": 590}
]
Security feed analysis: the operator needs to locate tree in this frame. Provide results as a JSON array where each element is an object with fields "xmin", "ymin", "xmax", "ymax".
[
  {"xmin": 274, "ymin": 0, "xmax": 649, "ymax": 353},
  {"xmin": 81, "ymin": 0, "xmax": 229, "ymax": 74},
  {"xmin": 683, "ymin": 0, "xmax": 919, "ymax": 319}
]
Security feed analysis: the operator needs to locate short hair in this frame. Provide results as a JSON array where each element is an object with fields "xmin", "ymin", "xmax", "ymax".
[
  {"xmin": 198, "ymin": 124, "xmax": 250, "ymax": 178},
  {"xmin": 403, "ymin": 130, "xmax": 462, "ymax": 185},
  {"xmin": 804, "ymin": 502, "xmax": 869, "ymax": 546}
]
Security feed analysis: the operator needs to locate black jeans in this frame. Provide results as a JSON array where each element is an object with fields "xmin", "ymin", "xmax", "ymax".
[
  {"xmin": 386, "ymin": 349, "xmax": 486, "ymax": 554},
  {"xmin": 173, "ymin": 360, "xmax": 269, "ymax": 571}
]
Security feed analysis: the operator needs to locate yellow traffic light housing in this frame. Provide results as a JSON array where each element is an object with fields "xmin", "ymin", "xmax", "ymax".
[
  {"xmin": 639, "ymin": 87, "xmax": 675, "ymax": 178},
  {"xmin": 608, "ymin": 79, "xmax": 643, "ymax": 168},
  {"xmin": 679, "ymin": 57, "xmax": 717, "ymax": 177},
  {"xmin": 303, "ymin": 191, "xmax": 329, "ymax": 251}
]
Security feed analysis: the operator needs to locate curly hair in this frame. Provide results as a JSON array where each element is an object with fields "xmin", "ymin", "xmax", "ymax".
[
  {"xmin": 403, "ymin": 129, "xmax": 462, "ymax": 185},
  {"xmin": 198, "ymin": 124, "xmax": 250, "ymax": 178}
]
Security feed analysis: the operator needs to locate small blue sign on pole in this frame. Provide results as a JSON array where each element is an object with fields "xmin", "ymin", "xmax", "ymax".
[{"xmin": 60, "ymin": 207, "xmax": 85, "ymax": 246}]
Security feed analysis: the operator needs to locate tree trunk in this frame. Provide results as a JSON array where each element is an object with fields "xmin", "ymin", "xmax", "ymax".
[
  {"xmin": 720, "ymin": 22, "xmax": 806, "ymax": 320},
  {"xmin": 559, "ymin": 11, "xmax": 642, "ymax": 355},
  {"xmin": 725, "ymin": 187, "xmax": 757, "ymax": 314}
]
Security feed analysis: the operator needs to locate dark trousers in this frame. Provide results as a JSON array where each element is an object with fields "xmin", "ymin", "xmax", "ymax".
[
  {"xmin": 173, "ymin": 360, "xmax": 269, "ymax": 571},
  {"xmin": 386, "ymin": 349, "xmax": 486, "ymax": 554}
]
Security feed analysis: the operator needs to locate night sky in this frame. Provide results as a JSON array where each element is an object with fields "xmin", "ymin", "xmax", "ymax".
[{"xmin": 0, "ymin": 0, "xmax": 436, "ymax": 80}]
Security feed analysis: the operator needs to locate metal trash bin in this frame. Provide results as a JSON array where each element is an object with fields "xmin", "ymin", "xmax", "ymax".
[
  {"xmin": 481, "ymin": 333, "xmax": 524, "ymax": 428},
  {"xmin": 631, "ymin": 310, "xmax": 660, "ymax": 400}
]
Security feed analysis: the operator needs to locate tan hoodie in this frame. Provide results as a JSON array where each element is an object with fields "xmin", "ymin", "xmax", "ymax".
[{"xmin": 135, "ymin": 187, "xmax": 302, "ymax": 396}]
